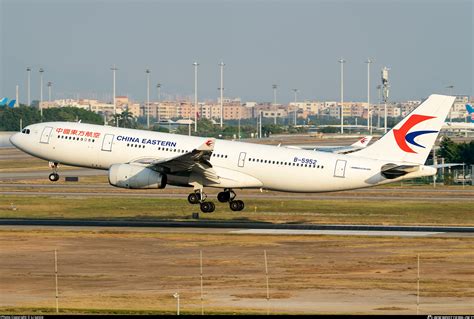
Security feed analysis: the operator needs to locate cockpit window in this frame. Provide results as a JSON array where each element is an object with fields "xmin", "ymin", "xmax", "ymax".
[{"xmin": 21, "ymin": 129, "xmax": 31, "ymax": 134}]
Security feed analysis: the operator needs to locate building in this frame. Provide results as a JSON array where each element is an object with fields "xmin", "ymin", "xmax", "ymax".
[{"xmin": 450, "ymin": 95, "xmax": 470, "ymax": 120}]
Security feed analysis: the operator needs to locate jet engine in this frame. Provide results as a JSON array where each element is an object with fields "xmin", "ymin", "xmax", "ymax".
[{"xmin": 108, "ymin": 164, "xmax": 167, "ymax": 189}]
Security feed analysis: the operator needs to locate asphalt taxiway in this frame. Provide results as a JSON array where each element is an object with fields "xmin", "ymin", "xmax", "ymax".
[{"xmin": 1, "ymin": 218, "xmax": 472, "ymax": 237}]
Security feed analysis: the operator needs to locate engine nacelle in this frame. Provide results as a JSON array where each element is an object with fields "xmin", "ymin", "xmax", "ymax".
[{"xmin": 108, "ymin": 164, "xmax": 167, "ymax": 189}]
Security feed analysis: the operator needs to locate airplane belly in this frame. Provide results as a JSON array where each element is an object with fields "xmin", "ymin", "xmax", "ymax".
[{"xmin": 205, "ymin": 166, "xmax": 263, "ymax": 188}]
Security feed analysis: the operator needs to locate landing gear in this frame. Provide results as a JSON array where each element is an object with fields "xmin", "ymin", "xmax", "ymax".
[
  {"xmin": 188, "ymin": 190, "xmax": 215, "ymax": 213},
  {"xmin": 48, "ymin": 173, "xmax": 60, "ymax": 182},
  {"xmin": 188, "ymin": 192, "xmax": 201, "ymax": 204},
  {"xmin": 218, "ymin": 189, "xmax": 236, "ymax": 202},
  {"xmin": 200, "ymin": 201, "xmax": 215, "ymax": 213},
  {"xmin": 48, "ymin": 161, "xmax": 60, "ymax": 182},
  {"xmin": 187, "ymin": 188, "xmax": 244, "ymax": 213},
  {"xmin": 218, "ymin": 189, "xmax": 244, "ymax": 211},
  {"xmin": 229, "ymin": 199, "xmax": 244, "ymax": 212}
]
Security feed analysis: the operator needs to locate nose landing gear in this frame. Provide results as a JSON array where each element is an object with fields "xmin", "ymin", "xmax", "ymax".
[{"xmin": 48, "ymin": 162, "xmax": 60, "ymax": 182}]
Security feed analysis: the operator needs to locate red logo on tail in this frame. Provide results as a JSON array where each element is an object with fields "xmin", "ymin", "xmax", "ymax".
[{"xmin": 393, "ymin": 114, "xmax": 436, "ymax": 153}]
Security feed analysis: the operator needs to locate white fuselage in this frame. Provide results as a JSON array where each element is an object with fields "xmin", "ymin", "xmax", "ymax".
[{"xmin": 10, "ymin": 122, "xmax": 435, "ymax": 192}]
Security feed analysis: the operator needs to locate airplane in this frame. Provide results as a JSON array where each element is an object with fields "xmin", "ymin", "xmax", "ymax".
[
  {"xmin": 285, "ymin": 135, "xmax": 373, "ymax": 154},
  {"xmin": 0, "ymin": 98, "xmax": 16, "ymax": 108},
  {"xmin": 441, "ymin": 104, "xmax": 474, "ymax": 130},
  {"xmin": 467, "ymin": 104, "xmax": 474, "ymax": 122},
  {"xmin": 10, "ymin": 94, "xmax": 454, "ymax": 213}
]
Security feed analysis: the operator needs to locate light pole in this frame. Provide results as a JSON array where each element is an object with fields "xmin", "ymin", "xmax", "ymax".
[
  {"xmin": 292, "ymin": 88, "xmax": 298, "ymax": 126},
  {"xmin": 381, "ymin": 67, "xmax": 390, "ymax": 134},
  {"xmin": 145, "ymin": 69, "xmax": 151, "ymax": 129},
  {"xmin": 272, "ymin": 84, "xmax": 277, "ymax": 124},
  {"xmin": 111, "ymin": 65, "xmax": 118, "ymax": 126},
  {"xmin": 339, "ymin": 58, "xmax": 346, "ymax": 134},
  {"xmin": 156, "ymin": 83, "xmax": 161, "ymax": 124},
  {"xmin": 365, "ymin": 59, "xmax": 372, "ymax": 134},
  {"xmin": 446, "ymin": 85, "xmax": 454, "ymax": 123},
  {"xmin": 47, "ymin": 82, "xmax": 52, "ymax": 102},
  {"xmin": 377, "ymin": 84, "xmax": 382, "ymax": 129},
  {"xmin": 193, "ymin": 62, "xmax": 199, "ymax": 133},
  {"xmin": 219, "ymin": 62, "xmax": 225, "ymax": 128},
  {"xmin": 26, "ymin": 67, "xmax": 31, "ymax": 106},
  {"xmin": 39, "ymin": 68, "xmax": 44, "ymax": 119}
]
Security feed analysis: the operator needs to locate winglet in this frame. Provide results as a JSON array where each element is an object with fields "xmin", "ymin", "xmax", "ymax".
[
  {"xmin": 196, "ymin": 138, "xmax": 215, "ymax": 151},
  {"xmin": 351, "ymin": 136, "xmax": 372, "ymax": 148}
]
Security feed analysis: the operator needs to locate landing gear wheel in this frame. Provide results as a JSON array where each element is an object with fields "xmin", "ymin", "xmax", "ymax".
[
  {"xmin": 217, "ymin": 191, "xmax": 230, "ymax": 203},
  {"xmin": 218, "ymin": 189, "xmax": 236, "ymax": 203},
  {"xmin": 48, "ymin": 173, "xmax": 59, "ymax": 182},
  {"xmin": 48, "ymin": 161, "xmax": 60, "ymax": 182},
  {"xmin": 229, "ymin": 200, "xmax": 244, "ymax": 212},
  {"xmin": 200, "ymin": 201, "xmax": 215, "ymax": 213},
  {"xmin": 188, "ymin": 193, "xmax": 201, "ymax": 204}
]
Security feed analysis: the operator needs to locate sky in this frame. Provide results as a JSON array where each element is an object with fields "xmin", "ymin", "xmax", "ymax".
[{"xmin": 0, "ymin": 0, "xmax": 472, "ymax": 104}]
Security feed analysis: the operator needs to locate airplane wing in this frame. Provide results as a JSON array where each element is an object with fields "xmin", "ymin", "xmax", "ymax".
[
  {"xmin": 131, "ymin": 138, "xmax": 220, "ymax": 183},
  {"xmin": 285, "ymin": 136, "xmax": 373, "ymax": 154}
]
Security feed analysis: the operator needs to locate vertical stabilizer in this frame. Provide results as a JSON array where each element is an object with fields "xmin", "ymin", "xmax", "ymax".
[{"xmin": 351, "ymin": 94, "xmax": 455, "ymax": 164}]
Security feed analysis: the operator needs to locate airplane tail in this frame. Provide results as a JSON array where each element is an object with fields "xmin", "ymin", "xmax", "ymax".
[
  {"xmin": 351, "ymin": 94, "xmax": 455, "ymax": 164},
  {"xmin": 0, "ymin": 98, "xmax": 16, "ymax": 108},
  {"xmin": 466, "ymin": 104, "xmax": 474, "ymax": 123}
]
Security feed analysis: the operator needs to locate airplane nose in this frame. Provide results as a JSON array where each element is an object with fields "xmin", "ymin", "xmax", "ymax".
[{"xmin": 9, "ymin": 132, "xmax": 20, "ymax": 147}]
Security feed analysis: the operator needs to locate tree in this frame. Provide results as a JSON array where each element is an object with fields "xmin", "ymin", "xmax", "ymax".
[
  {"xmin": 108, "ymin": 110, "xmax": 137, "ymax": 128},
  {"xmin": 458, "ymin": 141, "xmax": 474, "ymax": 165},
  {"xmin": 0, "ymin": 105, "xmax": 104, "ymax": 131},
  {"xmin": 437, "ymin": 137, "xmax": 474, "ymax": 165},
  {"xmin": 0, "ymin": 105, "xmax": 40, "ymax": 131},
  {"xmin": 437, "ymin": 137, "xmax": 459, "ymax": 163}
]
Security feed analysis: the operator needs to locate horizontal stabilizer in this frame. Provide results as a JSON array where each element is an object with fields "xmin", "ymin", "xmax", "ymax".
[
  {"xmin": 381, "ymin": 163, "xmax": 419, "ymax": 179},
  {"xmin": 430, "ymin": 163, "xmax": 464, "ymax": 169}
]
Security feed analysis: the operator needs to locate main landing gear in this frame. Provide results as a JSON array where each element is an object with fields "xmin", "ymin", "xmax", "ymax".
[
  {"xmin": 188, "ymin": 190, "xmax": 215, "ymax": 213},
  {"xmin": 48, "ymin": 161, "xmax": 60, "ymax": 182},
  {"xmin": 187, "ymin": 188, "xmax": 245, "ymax": 213},
  {"xmin": 218, "ymin": 188, "xmax": 244, "ymax": 212}
]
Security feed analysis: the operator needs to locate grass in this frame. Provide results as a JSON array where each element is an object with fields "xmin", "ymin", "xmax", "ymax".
[
  {"xmin": 1, "ymin": 229, "xmax": 473, "ymax": 315},
  {"xmin": 0, "ymin": 195, "xmax": 473, "ymax": 226},
  {"xmin": 0, "ymin": 306, "xmax": 261, "ymax": 315}
]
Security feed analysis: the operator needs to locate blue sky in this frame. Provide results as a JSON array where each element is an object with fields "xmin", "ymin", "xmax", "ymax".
[{"xmin": 1, "ymin": 0, "xmax": 472, "ymax": 103}]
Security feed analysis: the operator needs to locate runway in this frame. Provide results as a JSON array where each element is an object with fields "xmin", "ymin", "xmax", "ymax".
[
  {"xmin": 1, "ymin": 189, "xmax": 472, "ymax": 201},
  {"xmin": 1, "ymin": 218, "xmax": 472, "ymax": 237}
]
